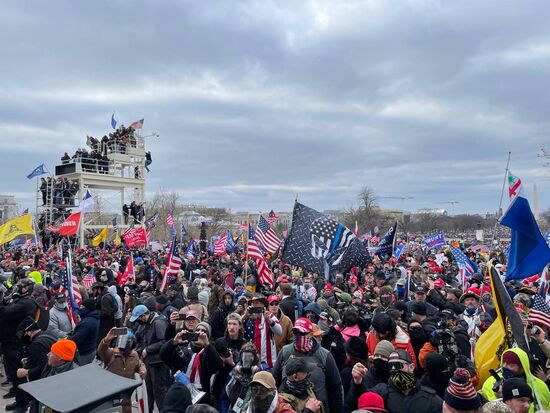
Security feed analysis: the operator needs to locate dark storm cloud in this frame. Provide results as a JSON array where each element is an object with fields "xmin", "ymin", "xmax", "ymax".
[{"xmin": 0, "ymin": 0, "xmax": 548, "ymax": 215}]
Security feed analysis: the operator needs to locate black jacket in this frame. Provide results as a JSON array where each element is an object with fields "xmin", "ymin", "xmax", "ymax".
[
  {"xmin": 0, "ymin": 295, "xmax": 38, "ymax": 344},
  {"xmin": 320, "ymin": 327, "xmax": 346, "ymax": 371},
  {"xmin": 279, "ymin": 296, "xmax": 299, "ymax": 324},
  {"xmin": 346, "ymin": 379, "xmax": 443, "ymax": 413},
  {"xmin": 135, "ymin": 312, "xmax": 168, "ymax": 365},
  {"xmin": 27, "ymin": 332, "xmax": 57, "ymax": 381},
  {"xmin": 71, "ymin": 308, "xmax": 99, "ymax": 356},
  {"xmin": 210, "ymin": 292, "xmax": 235, "ymax": 340}
]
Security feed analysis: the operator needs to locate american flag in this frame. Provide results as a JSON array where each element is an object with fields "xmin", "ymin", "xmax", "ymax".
[
  {"xmin": 45, "ymin": 219, "xmax": 62, "ymax": 233},
  {"xmin": 257, "ymin": 256, "xmax": 274, "ymax": 288},
  {"xmin": 166, "ymin": 213, "xmax": 174, "ymax": 228},
  {"xmin": 214, "ymin": 233, "xmax": 227, "ymax": 256},
  {"xmin": 267, "ymin": 210, "xmax": 279, "ymax": 225},
  {"xmin": 129, "ymin": 118, "xmax": 144, "ymax": 130},
  {"xmin": 450, "ymin": 246, "xmax": 478, "ymax": 276},
  {"xmin": 160, "ymin": 237, "xmax": 182, "ymax": 292},
  {"xmin": 60, "ymin": 251, "xmax": 81, "ymax": 327},
  {"xmin": 247, "ymin": 226, "xmax": 264, "ymax": 260},
  {"xmin": 20, "ymin": 208, "xmax": 29, "ymax": 216},
  {"xmin": 256, "ymin": 216, "xmax": 281, "ymax": 254},
  {"xmin": 528, "ymin": 292, "xmax": 550, "ymax": 329},
  {"xmin": 82, "ymin": 268, "xmax": 97, "ymax": 290}
]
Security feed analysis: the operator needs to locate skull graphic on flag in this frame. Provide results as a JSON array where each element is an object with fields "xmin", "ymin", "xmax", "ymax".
[{"xmin": 310, "ymin": 216, "xmax": 356, "ymax": 276}]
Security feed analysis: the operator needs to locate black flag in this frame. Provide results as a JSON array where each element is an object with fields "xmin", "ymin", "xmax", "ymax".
[
  {"xmin": 369, "ymin": 221, "xmax": 398, "ymax": 256},
  {"xmin": 281, "ymin": 202, "xmax": 370, "ymax": 281}
]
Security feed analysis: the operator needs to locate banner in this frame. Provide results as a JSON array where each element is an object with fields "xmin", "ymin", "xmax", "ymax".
[
  {"xmin": 371, "ymin": 222, "xmax": 398, "ymax": 256},
  {"xmin": 425, "ymin": 232, "xmax": 446, "ymax": 249},
  {"xmin": 91, "ymin": 226, "xmax": 108, "ymax": 247},
  {"xmin": 0, "ymin": 214, "xmax": 35, "ymax": 245},
  {"xmin": 392, "ymin": 244, "xmax": 405, "ymax": 260},
  {"xmin": 123, "ymin": 227, "xmax": 148, "ymax": 248},
  {"xmin": 59, "ymin": 212, "xmax": 82, "ymax": 237}
]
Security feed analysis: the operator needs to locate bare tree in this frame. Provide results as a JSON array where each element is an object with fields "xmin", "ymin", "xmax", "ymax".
[{"xmin": 146, "ymin": 190, "xmax": 179, "ymax": 241}]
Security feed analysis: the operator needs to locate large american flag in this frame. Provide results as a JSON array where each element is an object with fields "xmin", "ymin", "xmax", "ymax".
[
  {"xmin": 247, "ymin": 226, "xmax": 264, "ymax": 260},
  {"xmin": 528, "ymin": 292, "xmax": 550, "ymax": 329},
  {"xmin": 257, "ymin": 257, "xmax": 274, "ymax": 288},
  {"xmin": 112, "ymin": 216, "xmax": 119, "ymax": 233},
  {"xmin": 256, "ymin": 215, "xmax": 281, "ymax": 254},
  {"xmin": 214, "ymin": 233, "xmax": 227, "ymax": 256},
  {"xmin": 160, "ymin": 237, "xmax": 182, "ymax": 292},
  {"xmin": 267, "ymin": 210, "xmax": 279, "ymax": 225}
]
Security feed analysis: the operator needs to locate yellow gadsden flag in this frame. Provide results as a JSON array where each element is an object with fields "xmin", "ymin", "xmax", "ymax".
[
  {"xmin": 0, "ymin": 214, "xmax": 34, "ymax": 245},
  {"xmin": 91, "ymin": 226, "xmax": 108, "ymax": 247}
]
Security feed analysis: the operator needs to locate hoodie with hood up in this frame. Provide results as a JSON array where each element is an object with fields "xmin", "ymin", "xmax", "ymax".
[
  {"xmin": 107, "ymin": 285, "xmax": 123, "ymax": 322},
  {"xmin": 210, "ymin": 290, "xmax": 235, "ymax": 340},
  {"xmin": 482, "ymin": 347, "xmax": 550, "ymax": 413}
]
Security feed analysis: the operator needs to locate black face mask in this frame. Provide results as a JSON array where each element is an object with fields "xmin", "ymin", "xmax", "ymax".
[
  {"xmin": 372, "ymin": 359, "xmax": 390, "ymax": 382},
  {"xmin": 282, "ymin": 375, "xmax": 311, "ymax": 397},
  {"xmin": 409, "ymin": 328, "xmax": 427, "ymax": 344},
  {"xmin": 428, "ymin": 371, "xmax": 452, "ymax": 390}
]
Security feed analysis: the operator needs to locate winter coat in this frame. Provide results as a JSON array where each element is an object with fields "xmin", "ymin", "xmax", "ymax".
[
  {"xmin": 210, "ymin": 291, "xmax": 235, "ymax": 340},
  {"xmin": 346, "ymin": 379, "xmax": 442, "ymax": 413},
  {"xmin": 275, "ymin": 312, "xmax": 294, "ymax": 352},
  {"xmin": 280, "ymin": 296, "xmax": 300, "ymax": 324},
  {"xmin": 320, "ymin": 327, "xmax": 346, "ymax": 371},
  {"xmin": 71, "ymin": 308, "xmax": 99, "ymax": 356},
  {"xmin": 97, "ymin": 292, "xmax": 117, "ymax": 342},
  {"xmin": 0, "ymin": 295, "xmax": 38, "ymax": 344},
  {"xmin": 135, "ymin": 312, "xmax": 168, "ymax": 366},
  {"xmin": 482, "ymin": 347, "xmax": 550, "ymax": 413},
  {"xmin": 366, "ymin": 325, "xmax": 417, "ymax": 367},
  {"xmin": 107, "ymin": 285, "xmax": 123, "ymax": 322},
  {"xmin": 338, "ymin": 324, "xmax": 361, "ymax": 342},
  {"xmin": 27, "ymin": 332, "xmax": 57, "ymax": 381},
  {"xmin": 48, "ymin": 306, "xmax": 73, "ymax": 338}
]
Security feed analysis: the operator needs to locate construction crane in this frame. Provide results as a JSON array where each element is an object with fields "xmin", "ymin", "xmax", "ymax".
[
  {"xmin": 434, "ymin": 201, "xmax": 460, "ymax": 207},
  {"xmin": 378, "ymin": 196, "xmax": 414, "ymax": 210}
]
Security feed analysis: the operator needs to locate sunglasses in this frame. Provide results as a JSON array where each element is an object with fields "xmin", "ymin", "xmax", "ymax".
[
  {"xmin": 269, "ymin": 302, "xmax": 280, "ymax": 306},
  {"xmin": 293, "ymin": 330, "xmax": 310, "ymax": 336}
]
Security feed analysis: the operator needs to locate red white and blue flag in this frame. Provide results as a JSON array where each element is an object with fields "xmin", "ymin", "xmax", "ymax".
[
  {"xmin": 82, "ymin": 268, "xmax": 97, "ymax": 290},
  {"xmin": 214, "ymin": 233, "xmax": 228, "ymax": 256},
  {"xmin": 60, "ymin": 250, "xmax": 82, "ymax": 327},
  {"xmin": 256, "ymin": 216, "xmax": 281, "ymax": 254},
  {"xmin": 160, "ymin": 238, "xmax": 182, "ymax": 292},
  {"xmin": 267, "ymin": 210, "xmax": 279, "ymax": 225}
]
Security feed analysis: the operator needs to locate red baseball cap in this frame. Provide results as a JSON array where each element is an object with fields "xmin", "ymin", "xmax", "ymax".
[
  {"xmin": 433, "ymin": 279, "xmax": 445, "ymax": 288},
  {"xmin": 293, "ymin": 317, "xmax": 313, "ymax": 334},
  {"xmin": 268, "ymin": 294, "xmax": 280, "ymax": 304},
  {"xmin": 350, "ymin": 275, "xmax": 358, "ymax": 283},
  {"xmin": 358, "ymin": 392, "xmax": 387, "ymax": 412}
]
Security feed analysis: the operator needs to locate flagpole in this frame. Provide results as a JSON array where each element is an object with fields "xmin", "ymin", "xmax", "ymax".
[{"xmin": 490, "ymin": 151, "xmax": 512, "ymax": 252}]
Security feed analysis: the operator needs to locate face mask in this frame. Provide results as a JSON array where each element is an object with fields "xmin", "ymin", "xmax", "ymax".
[
  {"xmin": 304, "ymin": 283, "xmax": 311, "ymax": 289},
  {"xmin": 465, "ymin": 307, "xmax": 476, "ymax": 316},
  {"xmin": 307, "ymin": 314, "xmax": 319, "ymax": 324},
  {"xmin": 294, "ymin": 334, "xmax": 313, "ymax": 353},
  {"xmin": 501, "ymin": 367, "xmax": 524, "ymax": 380},
  {"xmin": 389, "ymin": 369, "xmax": 416, "ymax": 391},
  {"xmin": 429, "ymin": 371, "xmax": 452, "ymax": 388},
  {"xmin": 372, "ymin": 359, "xmax": 390, "ymax": 381},
  {"xmin": 318, "ymin": 321, "xmax": 330, "ymax": 333},
  {"xmin": 55, "ymin": 302, "xmax": 68, "ymax": 310},
  {"xmin": 409, "ymin": 328, "xmax": 427, "ymax": 343},
  {"xmin": 283, "ymin": 375, "xmax": 311, "ymax": 396}
]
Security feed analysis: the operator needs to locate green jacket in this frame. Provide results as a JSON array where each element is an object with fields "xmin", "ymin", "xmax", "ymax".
[{"xmin": 481, "ymin": 347, "xmax": 550, "ymax": 413}]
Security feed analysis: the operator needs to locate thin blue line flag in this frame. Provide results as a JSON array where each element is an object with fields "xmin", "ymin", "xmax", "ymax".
[
  {"xmin": 26, "ymin": 163, "xmax": 47, "ymax": 179},
  {"xmin": 111, "ymin": 113, "xmax": 117, "ymax": 129},
  {"xmin": 500, "ymin": 196, "xmax": 550, "ymax": 281}
]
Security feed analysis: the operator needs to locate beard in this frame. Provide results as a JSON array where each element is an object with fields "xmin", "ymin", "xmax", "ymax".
[{"xmin": 249, "ymin": 386, "xmax": 275, "ymax": 413}]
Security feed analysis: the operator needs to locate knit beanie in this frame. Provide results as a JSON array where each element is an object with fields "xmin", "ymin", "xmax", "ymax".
[
  {"xmin": 443, "ymin": 368, "xmax": 481, "ymax": 411},
  {"xmin": 502, "ymin": 378, "xmax": 533, "ymax": 402},
  {"xmin": 344, "ymin": 336, "xmax": 369, "ymax": 360},
  {"xmin": 426, "ymin": 353, "xmax": 449, "ymax": 375},
  {"xmin": 187, "ymin": 286, "xmax": 199, "ymax": 300},
  {"xmin": 51, "ymin": 339, "xmax": 77, "ymax": 361},
  {"xmin": 161, "ymin": 382, "xmax": 192, "ymax": 413},
  {"xmin": 374, "ymin": 340, "xmax": 395, "ymax": 359},
  {"xmin": 197, "ymin": 322, "xmax": 211, "ymax": 338}
]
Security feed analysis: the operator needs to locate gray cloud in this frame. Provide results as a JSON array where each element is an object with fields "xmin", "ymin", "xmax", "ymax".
[{"xmin": 0, "ymin": 0, "xmax": 548, "ymax": 217}]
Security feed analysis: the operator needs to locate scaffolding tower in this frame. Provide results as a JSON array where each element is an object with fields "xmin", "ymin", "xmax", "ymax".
[{"xmin": 36, "ymin": 131, "xmax": 148, "ymax": 247}]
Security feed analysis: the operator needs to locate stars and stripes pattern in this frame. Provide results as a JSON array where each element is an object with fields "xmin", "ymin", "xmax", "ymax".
[
  {"xmin": 267, "ymin": 210, "xmax": 279, "ymax": 225},
  {"xmin": 160, "ymin": 237, "xmax": 182, "ymax": 292},
  {"xmin": 60, "ymin": 251, "xmax": 81, "ymax": 327},
  {"xmin": 256, "ymin": 215, "xmax": 281, "ymax": 254},
  {"xmin": 450, "ymin": 245, "xmax": 478, "ymax": 276},
  {"xmin": 257, "ymin": 257, "xmax": 274, "ymax": 288},
  {"xmin": 247, "ymin": 226, "xmax": 264, "ymax": 260},
  {"xmin": 166, "ymin": 213, "xmax": 174, "ymax": 227},
  {"xmin": 528, "ymin": 292, "xmax": 550, "ymax": 329},
  {"xmin": 20, "ymin": 208, "xmax": 29, "ymax": 216},
  {"xmin": 214, "ymin": 233, "xmax": 227, "ymax": 256},
  {"xmin": 82, "ymin": 268, "xmax": 97, "ymax": 290}
]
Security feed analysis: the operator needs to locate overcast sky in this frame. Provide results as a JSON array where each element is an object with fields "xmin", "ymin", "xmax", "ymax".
[{"xmin": 1, "ymin": 1, "xmax": 549, "ymax": 216}]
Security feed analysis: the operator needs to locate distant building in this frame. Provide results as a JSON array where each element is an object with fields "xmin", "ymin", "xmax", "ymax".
[
  {"xmin": 416, "ymin": 208, "xmax": 448, "ymax": 216},
  {"xmin": 0, "ymin": 195, "xmax": 18, "ymax": 223}
]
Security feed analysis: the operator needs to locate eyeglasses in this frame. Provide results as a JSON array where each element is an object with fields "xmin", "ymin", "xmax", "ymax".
[
  {"xmin": 196, "ymin": 329, "xmax": 208, "ymax": 335},
  {"xmin": 269, "ymin": 302, "xmax": 280, "ymax": 306}
]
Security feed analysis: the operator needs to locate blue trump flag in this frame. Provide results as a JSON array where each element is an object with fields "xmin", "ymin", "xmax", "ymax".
[
  {"xmin": 111, "ymin": 113, "xmax": 117, "ymax": 129},
  {"xmin": 26, "ymin": 163, "xmax": 47, "ymax": 179},
  {"xmin": 392, "ymin": 244, "xmax": 405, "ymax": 260},
  {"xmin": 500, "ymin": 196, "xmax": 550, "ymax": 281}
]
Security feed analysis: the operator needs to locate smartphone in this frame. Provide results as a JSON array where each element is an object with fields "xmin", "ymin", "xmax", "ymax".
[
  {"xmin": 249, "ymin": 307, "xmax": 263, "ymax": 314},
  {"xmin": 113, "ymin": 327, "xmax": 128, "ymax": 336},
  {"xmin": 182, "ymin": 332, "xmax": 199, "ymax": 342},
  {"xmin": 178, "ymin": 313, "xmax": 186, "ymax": 320}
]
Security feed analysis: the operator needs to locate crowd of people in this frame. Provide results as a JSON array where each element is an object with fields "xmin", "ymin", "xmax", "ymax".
[{"xmin": 0, "ymin": 238, "xmax": 548, "ymax": 413}]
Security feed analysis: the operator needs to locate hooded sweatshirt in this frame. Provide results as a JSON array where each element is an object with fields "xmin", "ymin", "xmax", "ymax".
[
  {"xmin": 107, "ymin": 285, "xmax": 123, "ymax": 322},
  {"xmin": 482, "ymin": 347, "xmax": 550, "ymax": 413},
  {"xmin": 210, "ymin": 290, "xmax": 235, "ymax": 340}
]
